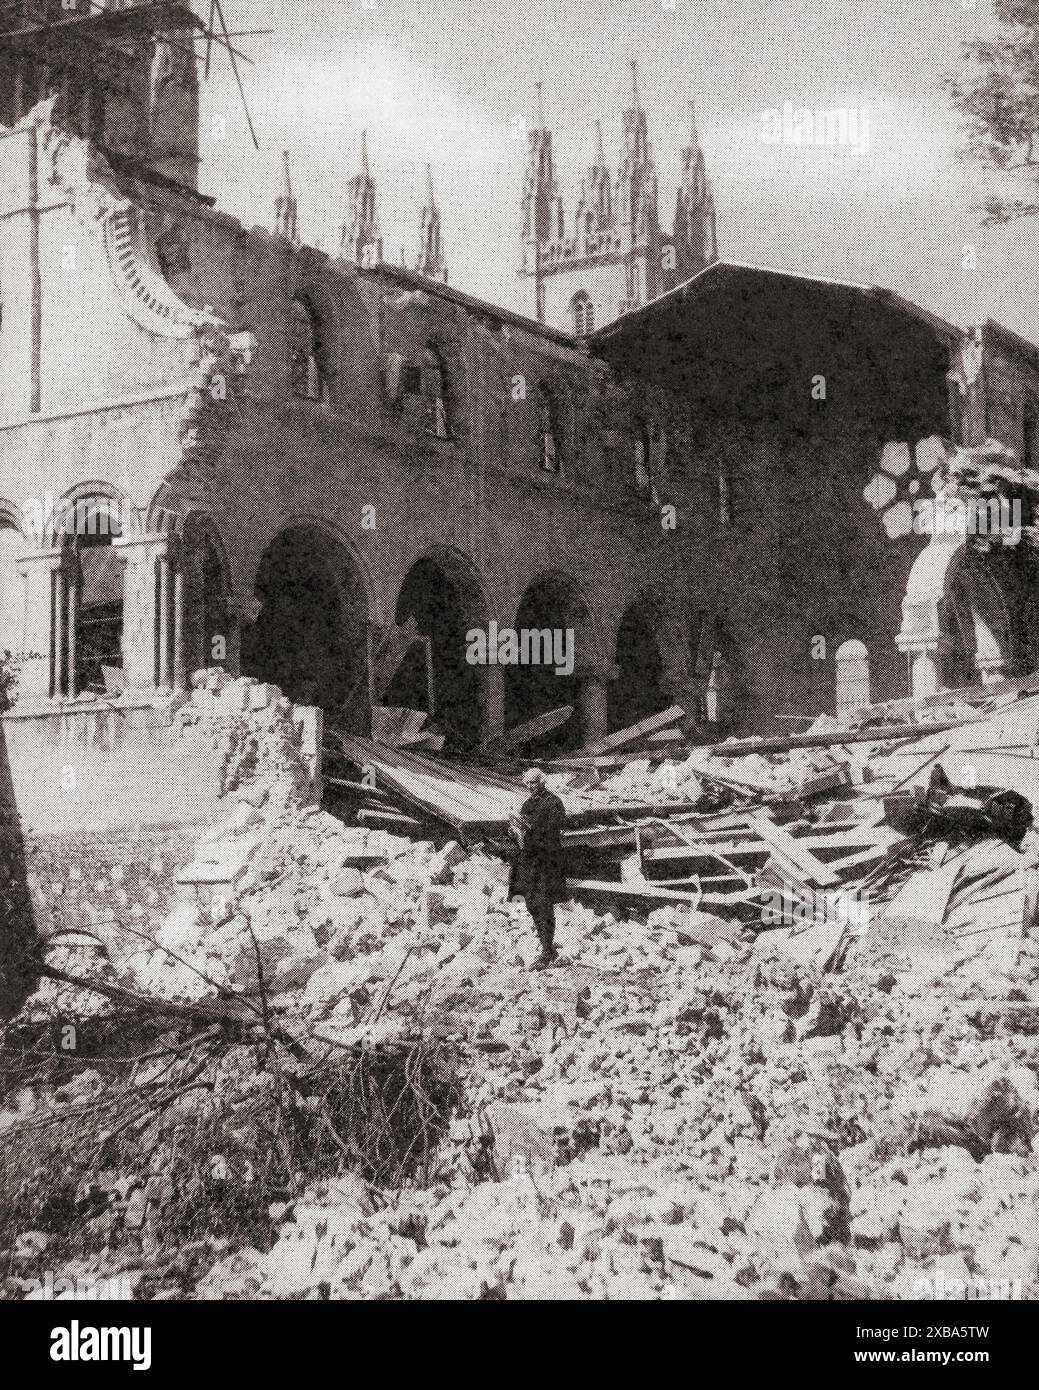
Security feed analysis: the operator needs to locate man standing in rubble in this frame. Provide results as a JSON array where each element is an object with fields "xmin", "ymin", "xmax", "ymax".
[{"xmin": 508, "ymin": 768, "xmax": 567, "ymax": 971}]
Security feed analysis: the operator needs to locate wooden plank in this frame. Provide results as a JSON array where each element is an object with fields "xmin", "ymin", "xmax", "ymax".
[
  {"xmin": 357, "ymin": 808, "xmax": 424, "ymax": 829},
  {"xmin": 580, "ymin": 705, "xmax": 685, "ymax": 757},
  {"xmin": 749, "ymin": 815, "xmax": 842, "ymax": 888},
  {"xmin": 324, "ymin": 776, "xmax": 395, "ymax": 800},
  {"xmin": 566, "ymin": 878, "xmax": 703, "ymax": 909},
  {"xmin": 702, "ymin": 715, "xmax": 985, "ymax": 759},
  {"xmin": 476, "ymin": 705, "xmax": 574, "ymax": 757}
]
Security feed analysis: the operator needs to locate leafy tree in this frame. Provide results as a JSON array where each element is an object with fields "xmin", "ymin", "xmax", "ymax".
[
  {"xmin": 942, "ymin": 0, "xmax": 1039, "ymax": 223},
  {"xmin": 0, "ymin": 652, "xmax": 18, "ymax": 714}
]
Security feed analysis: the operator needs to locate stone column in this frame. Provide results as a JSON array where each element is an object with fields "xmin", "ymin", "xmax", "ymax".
[
  {"xmin": 14, "ymin": 550, "xmax": 61, "ymax": 702},
  {"xmin": 483, "ymin": 665, "xmax": 505, "ymax": 742},
  {"xmin": 895, "ymin": 639, "xmax": 950, "ymax": 700},
  {"xmin": 173, "ymin": 563, "xmax": 186, "ymax": 692},
  {"xmin": 116, "ymin": 534, "xmax": 169, "ymax": 692},
  {"xmin": 155, "ymin": 550, "xmax": 171, "ymax": 691},
  {"xmin": 224, "ymin": 594, "xmax": 262, "ymax": 679},
  {"xmin": 576, "ymin": 663, "xmax": 618, "ymax": 745}
]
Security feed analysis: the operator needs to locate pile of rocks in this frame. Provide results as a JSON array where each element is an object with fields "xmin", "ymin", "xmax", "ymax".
[{"xmin": 12, "ymin": 708, "xmax": 1039, "ymax": 1300}]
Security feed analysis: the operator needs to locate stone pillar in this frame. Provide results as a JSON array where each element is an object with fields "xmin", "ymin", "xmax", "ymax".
[
  {"xmin": 156, "ymin": 551, "xmax": 171, "ymax": 691},
  {"xmin": 896, "ymin": 639, "xmax": 949, "ymax": 700},
  {"xmin": 224, "ymin": 594, "xmax": 262, "ymax": 679},
  {"xmin": 14, "ymin": 550, "xmax": 61, "ymax": 702},
  {"xmin": 116, "ymin": 534, "xmax": 169, "ymax": 692},
  {"xmin": 576, "ymin": 663, "xmax": 618, "ymax": 744},
  {"xmin": 484, "ymin": 665, "xmax": 505, "ymax": 742},
  {"xmin": 173, "ymin": 563, "xmax": 186, "ymax": 692}
]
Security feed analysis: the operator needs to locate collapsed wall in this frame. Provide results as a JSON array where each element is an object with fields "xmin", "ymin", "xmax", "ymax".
[{"xmin": 0, "ymin": 673, "xmax": 321, "ymax": 1014}]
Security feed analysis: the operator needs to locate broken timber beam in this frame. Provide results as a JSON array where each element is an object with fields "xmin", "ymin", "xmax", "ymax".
[
  {"xmin": 477, "ymin": 705, "xmax": 574, "ymax": 757},
  {"xmin": 579, "ymin": 705, "xmax": 686, "ymax": 758},
  {"xmin": 708, "ymin": 715, "xmax": 985, "ymax": 758},
  {"xmin": 749, "ymin": 814, "xmax": 842, "ymax": 888}
]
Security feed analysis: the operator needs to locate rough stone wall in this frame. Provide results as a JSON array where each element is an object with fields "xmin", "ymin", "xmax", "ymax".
[{"xmin": 0, "ymin": 674, "xmax": 317, "ymax": 953}]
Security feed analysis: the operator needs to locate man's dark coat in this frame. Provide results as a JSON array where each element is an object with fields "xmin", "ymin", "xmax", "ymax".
[{"xmin": 508, "ymin": 787, "xmax": 567, "ymax": 911}]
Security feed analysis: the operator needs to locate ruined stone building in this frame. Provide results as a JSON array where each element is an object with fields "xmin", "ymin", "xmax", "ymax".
[{"xmin": 2, "ymin": 0, "xmax": 1039, "ymax": 859}]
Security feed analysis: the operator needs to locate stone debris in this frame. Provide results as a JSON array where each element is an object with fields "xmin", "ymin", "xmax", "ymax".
[{"xmin": 8, "ymin": 677, "xmax": 1039, "ymax": 1300}]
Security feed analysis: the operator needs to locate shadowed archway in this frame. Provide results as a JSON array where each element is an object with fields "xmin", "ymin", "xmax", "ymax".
[
  {"xmin": 610, "ymin": 597, "xmax": 667, "ymax": 732},
  {"xmin": 384, "ymin": 549, "xmax": 489, "ymax": 749},
  {"xmin": 504, "ymin": 572, "xmax": 595, "ymax": 755},
  {"xmin": 244, "ymin": 525, "xmax": 370, "ymax": 721}
]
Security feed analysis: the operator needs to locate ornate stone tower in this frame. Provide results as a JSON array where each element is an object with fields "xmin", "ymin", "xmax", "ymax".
[
  {"xmin": 415, "ymin": 165, "xmax": 447, "ymax": 283},
  {"xmin": 614, "ymin": 61, "xmax": 661, "ymax": 312},
  {"xmin": 671, "ymin": 101, "xmax": 716, "ymax": 284},
  {"xmin": 518, "ymin": 66, "xmax": 718, "ymax": 334},
  {"xmin": 340, "ymin": 130, "xmax": 383, "ymax": 267}
]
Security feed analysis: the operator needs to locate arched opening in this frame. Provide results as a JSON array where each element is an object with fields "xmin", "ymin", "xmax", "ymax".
[
  {"xmin": 65, "ymin": 501, "xmax": 124, "ymax": 696},
  {"xmin": 384, "ymin": 552, "xmax": 487, "ymax": 748},
  {"xmin": 633, "ymin": 422, "xmax": 653, "ymax": 499},
  {"xmin": 504, "ymin": 573, "xmax": 592, "ymax": 754},
  {"xmin": 181, "ymin": 514, "xmax": 229, "ymax": 679},
  {"xmin": 290, "ymin": 297, "xmax": 329, "ymax": 404},
  {"xmin": 610, "ymin": 599, "xmax": 666, "ymax": 731},
  {"xmin": 244, "ymin": 526, "xmax": 369, "ymax": 722},
  {"xmin": 420, "ymin": 346, "xmax": 449, "ymax": 439},
  {"xmin": 538, "ymin": 385, "xmax": 561, "ymax": 473},
  {"xmin": 0, "ymin": 517, "xmax": 23, "ymax": 665},
  {"xmin": 943, "ymin": 551, "xmax": 1014, "ymax": 690}
]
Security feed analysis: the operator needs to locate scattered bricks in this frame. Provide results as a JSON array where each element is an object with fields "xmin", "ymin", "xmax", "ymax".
[
  {"xmin": 428, "ymin": 841, "xmax": 467, "ymax": 886},
  {"xmin": 248, "ymin": 684, "xmax": 277, "ymax": 711},
  {"xmin": 423, "ymin": 889, "xmax": 459, "ymax": 931},
  {"xmin": 329, "ymin": 869, "xmax": 366, "ymax": 898},
  {"xmin": 488, "ymin": 1103, "xmax": 558, "ymax": 1178}
]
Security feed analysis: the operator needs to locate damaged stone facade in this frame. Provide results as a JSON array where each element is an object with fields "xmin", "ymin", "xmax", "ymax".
[{"xmin": 3, "ymin": 4, "xmax": 1039, "ymax": 840}]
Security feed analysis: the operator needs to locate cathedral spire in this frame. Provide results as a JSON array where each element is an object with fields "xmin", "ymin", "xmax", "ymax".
[
  {"xmin": 274, "ymin": 149, "xmax": 299, "ymax": 243},
  {"xmin": 340, "ymin": 130, "xmax": 383, "ymax": 267},
  {"xmin": 630, "ymin": 60, "xmax": 640, "ymax": 111},
  {"xmin": 415, "ymin": 164, "xmax": 448, "ymax": 283},
  {"xmin": 593, "ymin": 119, "xmax": 606, "ymax": 170},
  {"xmin": 673, "ymin": 97, "xmax": 717, "ymax": 278}
]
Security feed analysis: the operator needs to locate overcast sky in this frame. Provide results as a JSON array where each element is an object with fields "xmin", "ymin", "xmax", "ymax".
[{"xmin": 195, "ymin": 0, "xmax": 1039, "ymax": 339}]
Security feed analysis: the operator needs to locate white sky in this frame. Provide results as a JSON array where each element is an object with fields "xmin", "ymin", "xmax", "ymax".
[{"xmin": 194, "ymin": 0, "xmax": 1039, "ymax": 340}]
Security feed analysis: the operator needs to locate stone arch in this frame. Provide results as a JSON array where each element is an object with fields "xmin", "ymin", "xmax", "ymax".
[
  {"xmin": 289, "ymin": 272, "xmax": 343, "ymax": 403},
  {"xmin": 896, "ymin": 531, "xmax": 1015, "ymax": 696},
  {"xmin": 243, "ymin": 521, "xmax": 372, "ymax": 723},
  {"xmin": 505, "ymin": 570, "xmax": 599, "ymax": 753},
  {"xmin": 384, "ymin": 546, "xmax": 491, "ymax": 748},
  {"xmin": 43, "ymin": 480, "xmax": 139, "ymax": 550},
  {"xmin": 944, "ymin": 548, "xmax": 1015, "ymax": 690},
  {"xmin": 609, "ymin": 592, "xmax": 669, "ymax": 732},
  {"xmin": 58, "ymin": 495, "xmax": 126, "ymax": 696}
]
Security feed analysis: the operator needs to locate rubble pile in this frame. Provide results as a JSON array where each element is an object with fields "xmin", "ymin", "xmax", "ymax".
[{"xmin": 5, "ymin": 675, "xmax": 1039, "ymax": 1299}]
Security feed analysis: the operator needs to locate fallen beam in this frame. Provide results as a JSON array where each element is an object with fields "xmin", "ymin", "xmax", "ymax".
[
  {"xmin": 579, "ymin": 706, "xmax": 686, "ymax": 758},
  {"xmin": 707, "ymin": 715, "xmax": 985, "ymax": 759},
  {"xmin": 477, "ymin": 705, "xmax": 573, "ymax": 757},
  {"xmin": 749, "ymin": 815, "xmax": 842, "ymax": 888}
]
